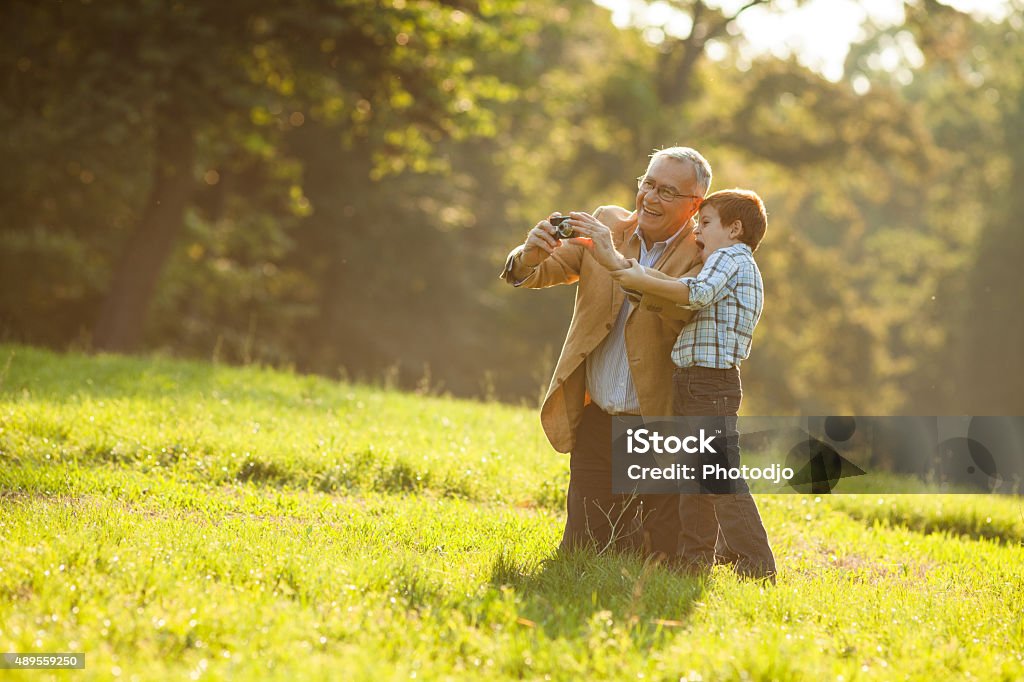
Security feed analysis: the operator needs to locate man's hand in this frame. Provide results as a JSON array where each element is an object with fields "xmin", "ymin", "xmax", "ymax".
[
  {"xmin": 564, "ymin": 211, "xmax": 629, "ymax": 271},
  {"xmin": 609, "ymin": 259, "xmax": 647, "ymax": 289},
  {"xmin": 519, "ymin": 213, "xmax": 564, "ymax": 268}
]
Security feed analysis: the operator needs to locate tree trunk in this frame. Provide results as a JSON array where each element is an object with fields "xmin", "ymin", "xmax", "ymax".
[{"xmin": 93, "ymin": 116, "xmax": 194, "ymax": 352}]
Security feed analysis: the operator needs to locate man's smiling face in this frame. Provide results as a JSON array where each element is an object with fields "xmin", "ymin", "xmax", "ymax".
[{"xmin": 635, "ymin": 156, "xmax": 702, "ymax": 243}]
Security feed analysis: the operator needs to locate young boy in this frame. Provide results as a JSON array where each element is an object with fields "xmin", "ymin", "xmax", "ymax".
[{"xmin": 608, "ymin": 189, "xmax": 776, "ymax": 580}]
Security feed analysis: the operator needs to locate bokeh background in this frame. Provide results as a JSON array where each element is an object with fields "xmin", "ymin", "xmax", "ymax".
[{"xmin": 2, "ymin": 0, "xmax": 1022, "ymax": 416}]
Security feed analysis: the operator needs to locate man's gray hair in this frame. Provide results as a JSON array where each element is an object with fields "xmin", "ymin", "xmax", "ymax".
[{"xmin": 649, "ymin": 147, "xmax": 712, "ymax": 196}]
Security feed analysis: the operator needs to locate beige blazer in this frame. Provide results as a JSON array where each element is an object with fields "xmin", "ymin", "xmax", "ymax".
[{"xmin": 501, "ymin": 205, "xmax": 704, "ymax": 452}]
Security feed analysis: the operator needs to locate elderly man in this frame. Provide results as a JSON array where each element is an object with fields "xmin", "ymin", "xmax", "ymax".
[{"xmin": 500, "ymin": 147, "xmax": 711, "ymax": 557}]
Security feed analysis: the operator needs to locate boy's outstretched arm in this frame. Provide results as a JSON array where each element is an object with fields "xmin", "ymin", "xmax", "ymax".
[{"xmin": 610, "ymin": 260, "xmax": 692, "ymax": 306}]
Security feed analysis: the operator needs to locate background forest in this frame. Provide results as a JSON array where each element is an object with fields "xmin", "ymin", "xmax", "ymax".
[{"xmin": 2, "ymin": 0, "xmax": 1022, "ymax": 417}]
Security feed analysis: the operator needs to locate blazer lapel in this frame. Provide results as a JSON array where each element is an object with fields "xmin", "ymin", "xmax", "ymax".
[{"xmin": 653, "ymin": 223, "xmax": 694, "ymax": 271}]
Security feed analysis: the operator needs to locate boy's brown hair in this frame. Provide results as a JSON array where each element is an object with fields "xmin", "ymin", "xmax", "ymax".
[{"xmin": 700, "ymin": 189, "xmax": 767, "ymax": 251}]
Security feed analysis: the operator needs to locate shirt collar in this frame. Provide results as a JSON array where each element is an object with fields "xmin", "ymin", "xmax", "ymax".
[{"xmin": 723, "ymin": 242, "xmax": 752, "ymax": 255}]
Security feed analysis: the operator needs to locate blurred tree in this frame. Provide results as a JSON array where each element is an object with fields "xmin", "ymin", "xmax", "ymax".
[
  {"xmin": 896, "ymin": 1, "xmax": 1024, "ymax": 414},
  {"xmin": 0, "ymin": 0, "xmax": 531, "ymax": 356},
  {"xmin": 833, "ymin": 0, "xmax": 1024, "ymax": 414}
]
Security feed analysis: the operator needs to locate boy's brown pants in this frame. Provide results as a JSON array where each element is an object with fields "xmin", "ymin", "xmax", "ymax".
[{"xmin": 674, "ymin": 366, "xmax": 777, "ymax": 580}]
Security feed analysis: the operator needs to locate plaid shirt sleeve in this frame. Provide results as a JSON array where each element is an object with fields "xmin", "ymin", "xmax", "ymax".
[{"xmin": 677, "ymin": 249, "xmax": 741, "ymax": 310}]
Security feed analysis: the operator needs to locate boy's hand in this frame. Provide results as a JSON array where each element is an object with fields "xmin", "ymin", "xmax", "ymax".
[{"xmin": 609, "ymin": 259, "xmax": 646, "ymax": 289}]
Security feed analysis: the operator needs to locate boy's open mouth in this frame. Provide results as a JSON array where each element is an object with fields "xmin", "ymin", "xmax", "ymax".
[{"xmin": 695, "ymin": 238, "xmax": 705, "ymax": 250}]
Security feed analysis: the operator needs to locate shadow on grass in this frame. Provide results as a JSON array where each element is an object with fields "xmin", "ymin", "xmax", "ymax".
[{"xmin": 486, "ymin": 548, "xmax": 706, "ymax": 641}]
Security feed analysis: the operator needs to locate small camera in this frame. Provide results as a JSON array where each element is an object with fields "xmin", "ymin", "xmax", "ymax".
[{"xmin": 550, "ymin": 214, "xmax": 575, "ymax": 239}]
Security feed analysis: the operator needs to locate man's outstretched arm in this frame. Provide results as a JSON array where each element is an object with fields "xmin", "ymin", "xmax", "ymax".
[
  {"xmin": 499, "ymin": 206, "xmax": 628, "ymax": 288},
  {"xmin": 500, "ymin": 231, "xmax": 585, "ymax": 289}
]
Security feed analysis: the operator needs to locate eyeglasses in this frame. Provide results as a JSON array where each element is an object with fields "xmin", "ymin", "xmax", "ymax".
[{"xmin": 637, "ymin": 176, "xmax": 703, "ymax": 203}]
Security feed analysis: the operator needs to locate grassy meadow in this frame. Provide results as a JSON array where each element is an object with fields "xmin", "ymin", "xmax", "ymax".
[{"xmin": 1, "ymin": 344, "xmax": 1023, "ymax": 680}]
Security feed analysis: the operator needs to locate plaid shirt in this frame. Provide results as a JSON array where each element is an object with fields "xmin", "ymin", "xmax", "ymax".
[{"xmin": 672, "ymin": 242, "xmax": 763, "ymax": 369}]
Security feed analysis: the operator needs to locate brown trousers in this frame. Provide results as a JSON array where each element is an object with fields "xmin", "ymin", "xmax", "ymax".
[
  {"xmin": 559, "ymin": 403, "xmax": 681, "ymax": 557},
  {"xmin": 674, "ymin": 366, "xmax": 777, "ymax": 580}
]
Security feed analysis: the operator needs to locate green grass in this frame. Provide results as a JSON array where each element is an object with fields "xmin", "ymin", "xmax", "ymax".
[{"xmin": 1, "ymin": 344, "xmax": 1023, "ymax": 680}]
